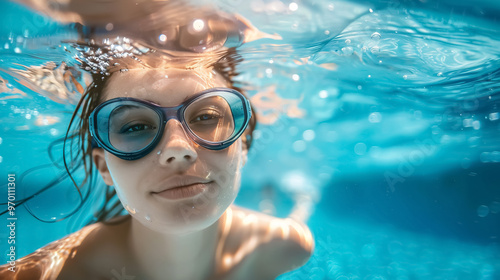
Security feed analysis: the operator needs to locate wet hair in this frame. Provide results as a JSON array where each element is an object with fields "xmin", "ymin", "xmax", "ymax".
[{"xmin": 60, "ymin": 48, "xmax": 257, "ymax": 225}]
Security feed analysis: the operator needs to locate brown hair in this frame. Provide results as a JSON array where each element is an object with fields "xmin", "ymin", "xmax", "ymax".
[{"xmin": 62, "ymin": 48, "xmax": 257, "ymax": 225}]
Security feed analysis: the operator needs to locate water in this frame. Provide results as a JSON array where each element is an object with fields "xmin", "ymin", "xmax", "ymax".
[{"xmin": 1, "ymin": 0, "xmax": 500, "ymax": 279}]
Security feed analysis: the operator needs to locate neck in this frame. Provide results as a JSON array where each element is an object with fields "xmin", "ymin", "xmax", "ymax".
[{"xmin": 127, "ymin": 212, "xmax": 226, "ymax": 280}]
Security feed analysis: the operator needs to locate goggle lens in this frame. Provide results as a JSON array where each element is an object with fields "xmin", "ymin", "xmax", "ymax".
[{"xmin": 90, "ymin": 88, "xmax": 251, "ymax": 159}]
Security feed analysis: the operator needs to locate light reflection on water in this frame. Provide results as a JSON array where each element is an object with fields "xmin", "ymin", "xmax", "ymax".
[{"xmin": 0, "ymin": 0, "xmax": 499, "ymax": 279}]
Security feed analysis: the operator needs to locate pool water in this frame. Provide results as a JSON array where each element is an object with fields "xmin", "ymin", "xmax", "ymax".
[{"xmin": 1, "ymin": 0, "xmax": 500, "ymax": 279}]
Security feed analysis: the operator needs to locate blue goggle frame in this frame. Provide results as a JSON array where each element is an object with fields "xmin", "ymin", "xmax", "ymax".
[{"xmin": 89, "ymin": 87, "xmax": 252, "ymax": 160}]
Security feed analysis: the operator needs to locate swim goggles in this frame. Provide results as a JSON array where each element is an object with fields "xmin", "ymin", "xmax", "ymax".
[{"xmin": 89, "ymin": 87, "xmax": 252, "ymax": 160}]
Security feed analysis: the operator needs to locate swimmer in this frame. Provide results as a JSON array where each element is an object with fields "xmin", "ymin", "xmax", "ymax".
[{"xmin": 0, "ymin": 1, "xmax": 314, "ymax": 279}]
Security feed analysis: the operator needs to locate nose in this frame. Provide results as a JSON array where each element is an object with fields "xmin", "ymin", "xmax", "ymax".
[{"xmin": 158, "ymin": 119, "xmax": 198, "ymax": 167}]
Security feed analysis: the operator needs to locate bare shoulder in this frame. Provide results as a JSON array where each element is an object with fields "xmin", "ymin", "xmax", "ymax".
[
  {"xmin": 0, "ymin": 216, "xmax": 131, "ymax": 280},
  {"xmin": 0, "ymin": 222, "xmax": 102, "ymax": 280},
  {"xmin": 223, "ymin": 205, "xmax": 314, "ymax": 278}
]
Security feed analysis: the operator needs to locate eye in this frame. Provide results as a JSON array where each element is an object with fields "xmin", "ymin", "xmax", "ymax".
[
  {"xmin": 190, "ymin": 110, "xmax": 222, "ymax": 124},
  {"xmin": 121, "ymin": 123, "xmax": 157, "ymax": 133}
]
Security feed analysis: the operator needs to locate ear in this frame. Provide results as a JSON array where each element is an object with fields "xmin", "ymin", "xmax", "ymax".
[{"xmin": 92, "ymin": 148, "xmax": 114, "ymax": 186}]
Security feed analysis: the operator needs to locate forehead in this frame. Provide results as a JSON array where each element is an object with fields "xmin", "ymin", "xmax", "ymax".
[{"xmin": 103, "ymin": 68, "xmax": 229, "ymax": 106}]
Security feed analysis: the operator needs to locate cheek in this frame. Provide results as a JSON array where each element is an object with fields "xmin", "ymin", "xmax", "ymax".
[
  {"xmin": 104, "ymin": 153, "xmax": 149, "ymax": 205},
  {"xmin": 200, "ymin": 140, "xmax": 243, "ymax": 195}
]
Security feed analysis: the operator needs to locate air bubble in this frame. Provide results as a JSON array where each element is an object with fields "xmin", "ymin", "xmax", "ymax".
[
  {"xmin": 302, "ymin": 130, "xmax": 315, "ymax": 141},
  {"xmin": 341, "ymin": 47, "xmax": 353, "ymax": 56},
  {"xmin": 145, "ymin": 215, "xmax": 152, "ymax": 222},
  {"xmin": 488, "ymin": 112, "xmax": 499, "ymax": 121},
  {"xmin": 158, "ymin": 34, "xmax": 167, "ymax": 43},
  {"xmin": 370, "ymin": 46, "xmax": 380, "ymax": 53},
  {"xmin": 477, "ymin": 205, "xmax": 489, "ymax": 217},
  {"xmin": 369, "ymin": 112, "xmax": 382, "ymax": 123},
  {"xmin": 371, "ymin": 32, "xmax": 381, "ymax": 40},
  {"xmin": 354, "ymin": 143, "xmax": 367, "ymax": 155},
  {"xmin": 289, "ymin": 2, "xmax": 298, "ymax": 11},
  {"xmin": 345, "ymin": 39, "xmax": 351, "ymax": 44},
  {"xmin": 403, "ymin": 75, "xmax": 408, "ymax": 80}
]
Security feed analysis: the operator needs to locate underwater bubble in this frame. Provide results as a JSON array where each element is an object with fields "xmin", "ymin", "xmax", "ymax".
[
  {"xmin": 403, "ymin": 75, "xmax": 408, "ymax": 80},
  {"xmin": 472, "ymin": 120, "xmax": 481, "ymax": 130},
  {"xmin": 158, "ymin": 34, "xmax": 167, "ymax": 43},
  {"xmin": 0, "ymin": 137, "xmax": 2, "ymax": 145},
  {"xmin": 319, "ymin": 90, "xmax": 328, "ymax": 98},
  {"xmin": 490, "ymin": 201, "xmax": 500, "ymax": 214},
  {"xmin": 145, "ymin": 215, "xmax": 152, "ymax": 222},
  {"xmin": 324, "ymin": 30, "xmax": 330, "ymax": 35},
  {"xmin": 105, "ymin": 23, "xmax": 114, "ymax": 31},
  {"xmin": 292, "ymin": 74, "xmax": 300, "ymax": 81},
  {"xmin": 463, "ymin": 118, "xmax": 473, "ymax": 127},
  {"xmin": 368, "ymin": 112, "xmax": 382, "ymax": 123},
  {"xmin": 288, "ymin": 2, "xmax": 298, "ymax": 11},
  {"xmin": 50, "ymin": 128, "xmax": 58, "ymax": 136},
  {"xmin": 437, "ymin": 72, "xmax": 443, "ymax": 77},
  {"xmin": 253, "ymin": 130, "xmax": 262, "ymax": 139},
  {"xmin": 345, "ymin": 39, "xmax": 351, "ymax": 44},
  {"xmin": 488, "ymin": 112, "xmax": 499, "ymax": 121},
  {"xmin": 303, "ymin": 130, "xmax": 315, "ymax": 141},
  {"xmin": 354, "ymin": 143, "xmax": 367, "ymax": 155},
  {"xmin": 342, "ymin": 46, "xmax": 353, "ymax": 56},
  {"xmin": 370, "ymin": 46, "xmax": 380, "ymax": 53},
  {"xmin": 293, "ymin": 140, "xmax": 306, "ymax": 152},
  {"xmin": 0, "ymin": 156, "xmax": 2, "ymax": 163},
  {"xmin": 328, "ymin": 3, "xmax": 334, "ymax": 11},
  {"xmin": 14, "ymin": 47, "xmax": 21, "ymax": 53},
  {"xmin": 371, "ymin": 32, "xmax": 381, "ymax": 41},
  {"xmin": 477, "ymin": 205, "xmax": 489, "ymax": 217}
]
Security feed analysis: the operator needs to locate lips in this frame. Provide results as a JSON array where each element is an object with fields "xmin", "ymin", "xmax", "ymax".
[{"xmin": 151, "ymin": 176, "xmax": 214, "ymax": 200}]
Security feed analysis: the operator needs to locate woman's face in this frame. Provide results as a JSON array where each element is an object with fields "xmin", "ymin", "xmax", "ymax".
[{"xmin": 91, "ymin": 68, "xmax": 247, "ymax": 234}]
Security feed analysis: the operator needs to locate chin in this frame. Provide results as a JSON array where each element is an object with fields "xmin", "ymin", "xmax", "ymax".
[{"xmin": 134, "ymin": 204, "xmax": 225, "ymax": 234}]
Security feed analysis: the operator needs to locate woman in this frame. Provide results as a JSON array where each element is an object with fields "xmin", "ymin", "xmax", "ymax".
[{"xmin": 0, "ymin": 1, "xmax": 314, "ymax": 279}]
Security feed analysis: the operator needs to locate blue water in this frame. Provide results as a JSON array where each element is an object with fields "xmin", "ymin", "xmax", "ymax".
[{"xmin": 1, "ymin": 0, "xmax": 500, "ymax": 279}]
